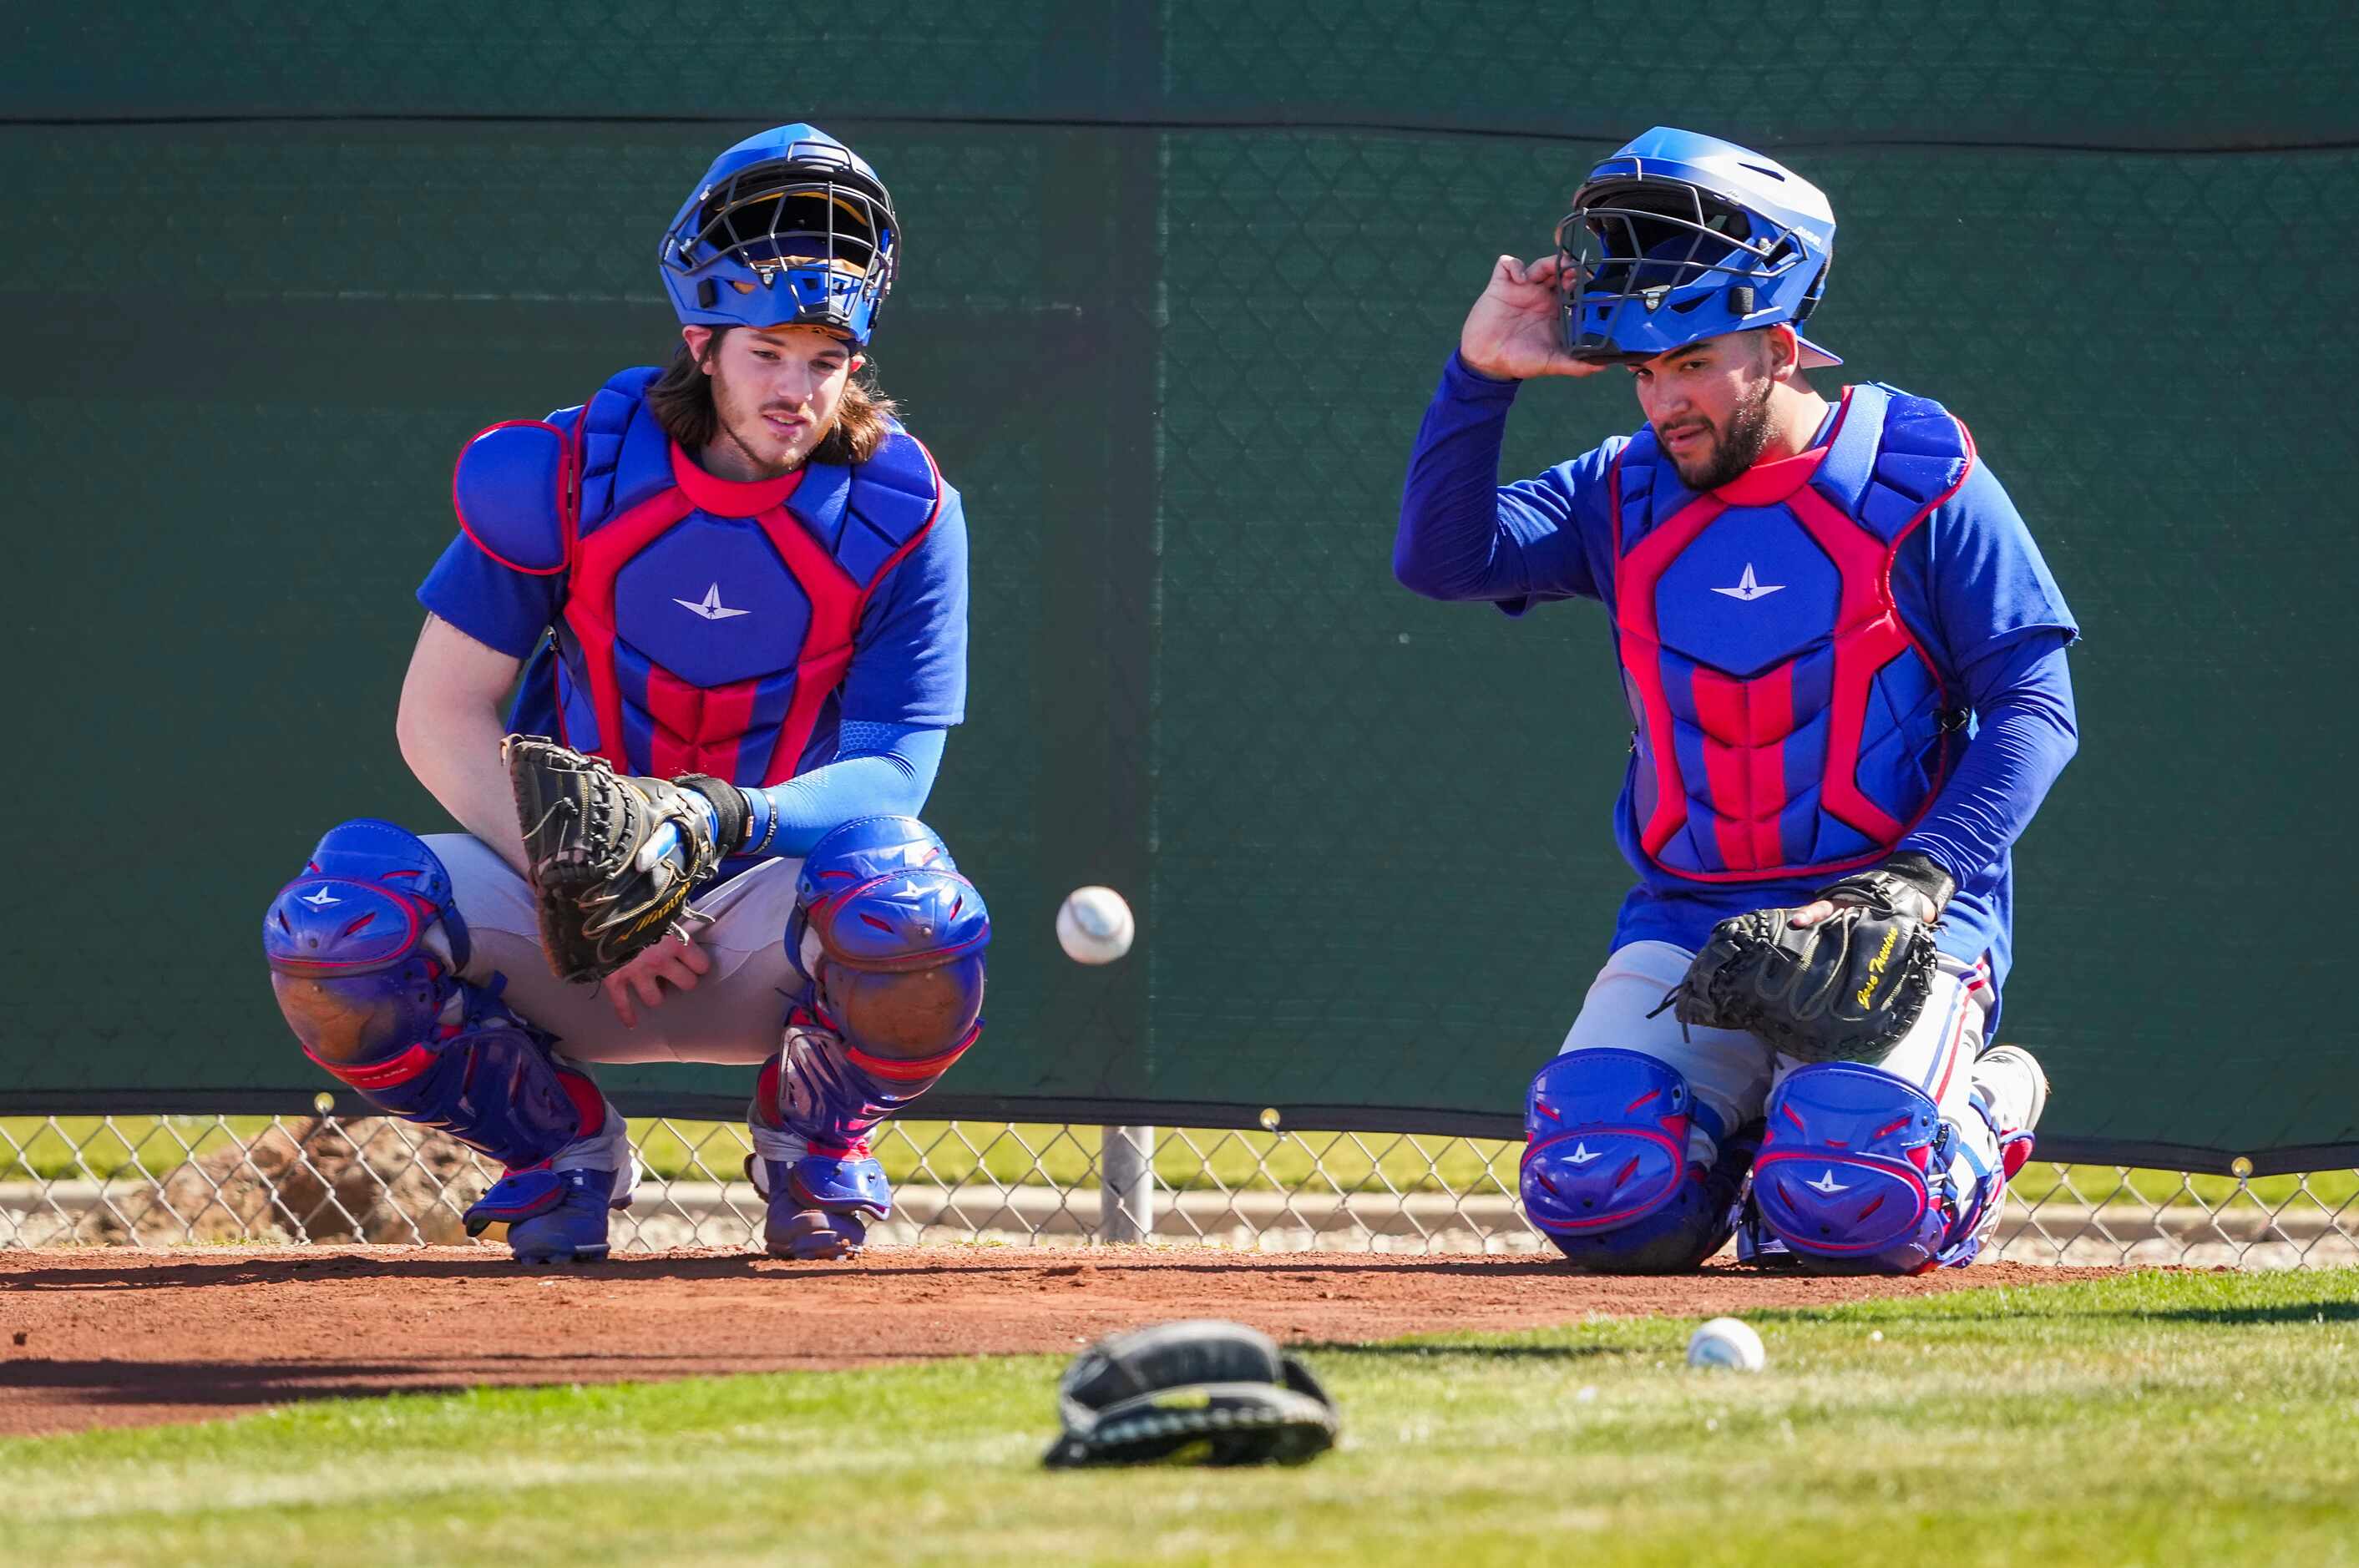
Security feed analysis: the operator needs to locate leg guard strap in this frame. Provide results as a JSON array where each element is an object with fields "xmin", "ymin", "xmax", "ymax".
[
  {"xmin": 755, "ymin": 1008, "xmax": 970, "ymax": 1155},
  {"xmin": 1521, "ymin": 1049, "xmax": 1746, "ymax": 1273},
  {"xmin": 310, "ymin": 1004, "xmax": 607, "ymax": 1173}
]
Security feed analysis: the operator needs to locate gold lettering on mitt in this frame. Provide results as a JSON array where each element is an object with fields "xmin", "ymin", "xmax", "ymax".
[{"xmin": 1854, "ymin": 924, "xmax": 1901, "ymax": 1009}]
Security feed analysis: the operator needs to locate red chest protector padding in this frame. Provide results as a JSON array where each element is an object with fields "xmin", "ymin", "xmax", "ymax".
[
  {"xmin": 539, "ymin": 367, "xmax": 942, "ymax": 787},
  {"xmin": 1611, "ymin": 384, "xmax": 1972, "ymax": 881}
]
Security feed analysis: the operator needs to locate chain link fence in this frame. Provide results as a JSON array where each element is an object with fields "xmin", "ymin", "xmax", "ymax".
[{"xmin": 5, "ymin": 1113, "xmax": 2355, "ymax": 1268}]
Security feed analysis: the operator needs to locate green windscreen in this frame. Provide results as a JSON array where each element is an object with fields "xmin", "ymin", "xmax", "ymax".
[{"xmin": 6, "ymin": 3, "xmax": 2353, "ymax": 1173}]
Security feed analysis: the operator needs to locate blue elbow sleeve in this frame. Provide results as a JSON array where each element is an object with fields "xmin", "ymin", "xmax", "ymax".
[{"xmin": 742, "ymin": 723, "xmax": 947, "ymax": 859}]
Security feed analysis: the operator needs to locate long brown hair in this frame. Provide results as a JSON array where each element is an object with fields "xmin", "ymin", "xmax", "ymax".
[{"xmin": 645, "ymin": 328, "xmax": 899, "ymax": 466}]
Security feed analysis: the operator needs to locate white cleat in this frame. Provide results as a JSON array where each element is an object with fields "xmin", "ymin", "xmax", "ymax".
[{"xmin": 1971, "ymin": 1044, "xmax": 2048, "ymax": 1136}]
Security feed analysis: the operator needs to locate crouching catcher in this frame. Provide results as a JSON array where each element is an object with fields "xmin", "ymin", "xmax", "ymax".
[{"xmin": 262, "ymin": 123, "xmax": 989, "ymax": 1261}]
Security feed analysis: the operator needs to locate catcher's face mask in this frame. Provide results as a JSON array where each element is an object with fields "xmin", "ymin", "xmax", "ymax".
[
  {"xmin": 1555, "ymin": 126, "xmax": 1840, "ymax": 369},
  {"xmin": 660, "ymin": 124, "xmax": 900, "ymax": 346}
]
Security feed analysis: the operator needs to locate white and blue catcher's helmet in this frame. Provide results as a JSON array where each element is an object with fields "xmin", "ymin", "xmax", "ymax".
[
  {"xmin": 1557, "ymin": 127, "xmax": 1841, "ymax": 368},
  {"xmin": 658, "ymin": 124, "xmax": 899, "ymax": 346}
]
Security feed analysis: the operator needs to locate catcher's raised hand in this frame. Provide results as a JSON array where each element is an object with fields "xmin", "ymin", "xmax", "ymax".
[
  {"xmin": 504, "ymin": 736, "xmax": 751, "ymax": 983},
  {"xmin": 1457, "ymin": 254, "xmax": 1610, "ymax": 382}
]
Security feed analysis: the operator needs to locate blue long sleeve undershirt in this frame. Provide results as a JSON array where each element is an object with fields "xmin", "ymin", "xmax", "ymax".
[
  {"xmin": 737, "ymin": 721, "xmax": 946, "ymax": 859},
  {"xmin": 1899, "ymin": 632, "xmax": 2077, "ymax": 887},
  {"xmin": 1395, "ymin": 354, "xmax": 1592, "ymax": 611},
  {"xmin": 1387, "ymin": 353, "xmax": 1594, "ymax": 613}
]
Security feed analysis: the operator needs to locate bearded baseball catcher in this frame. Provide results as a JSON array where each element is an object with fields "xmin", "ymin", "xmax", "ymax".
[{"xmin": 1397, "ymin": 128, "xmax": 2073, "ymax": 1275}]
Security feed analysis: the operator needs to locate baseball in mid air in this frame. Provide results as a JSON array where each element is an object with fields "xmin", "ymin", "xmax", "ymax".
[
  {"xmin": 1685, "ymin": 1317, "xmax": 1766, "ymax": 1372},
  {"xmin": 1056, "ymin": 886, "xmax": 1136, "ymax": 964}
]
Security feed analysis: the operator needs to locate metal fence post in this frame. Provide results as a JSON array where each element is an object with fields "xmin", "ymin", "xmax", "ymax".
[{"xmin": 1099, "ymin": 1125, "xmax": 1155, "ymax": 1242}]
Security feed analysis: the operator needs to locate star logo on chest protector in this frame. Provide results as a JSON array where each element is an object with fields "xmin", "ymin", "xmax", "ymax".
[
  {"xmin": 1712, "ymin": 564, "xmax": 1785, "ymax": 602},
  {"xmin": 675, "ymin": 583, "xmax": 752, "ymax": 621}
]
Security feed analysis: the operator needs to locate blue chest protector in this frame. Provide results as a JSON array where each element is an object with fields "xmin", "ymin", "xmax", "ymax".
[
  {"xmin": 1609, "ymin": 384, "xmax": 1972, "ymax": 883},
  {"xmin": 451, "ymin": 367, "xmax": 944, "ymax": 787}
]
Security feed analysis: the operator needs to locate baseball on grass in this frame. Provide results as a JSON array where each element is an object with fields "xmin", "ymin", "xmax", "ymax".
[
  {"xmin": 1056, "ymin": 885, "xmax": 1135, "ymax": 964},
  {"xmin": 1686, "ymin": 1317, "xmax": 1766, "ymax": 1372}
]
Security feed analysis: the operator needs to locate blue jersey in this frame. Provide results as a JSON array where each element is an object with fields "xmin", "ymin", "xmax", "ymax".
[{"xmin": 1397, "ymin": 353, "xmax": 2078, "ymax": 993}]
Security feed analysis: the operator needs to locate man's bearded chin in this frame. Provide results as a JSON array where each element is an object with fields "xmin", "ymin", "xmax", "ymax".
[
  {"xmin": 714, "ymin": 380, "xmax": 803, "ymax": 478},
  {"xmin": 1673, "ymin": 377, "xmax": 1776, "ymax": 491}
]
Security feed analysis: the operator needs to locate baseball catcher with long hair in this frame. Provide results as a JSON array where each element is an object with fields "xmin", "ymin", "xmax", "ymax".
[{"xmin": 263, "ymin": 125, "xmax": 987, "ymax": 1262}]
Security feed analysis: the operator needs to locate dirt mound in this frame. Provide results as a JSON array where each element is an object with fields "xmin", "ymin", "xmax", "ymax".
[{"xmin": 48, "ymin": 1120, "xmax": 480, "ymax": 1247}]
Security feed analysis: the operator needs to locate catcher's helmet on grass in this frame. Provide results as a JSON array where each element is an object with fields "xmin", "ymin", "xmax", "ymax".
[
  {"xmin": 657, "ymin": 123, "xmax": 899, "ymax": 346},
  {"xmin": 1557, "ymin": 126, "xmax": 1840, "ymax": 368}
]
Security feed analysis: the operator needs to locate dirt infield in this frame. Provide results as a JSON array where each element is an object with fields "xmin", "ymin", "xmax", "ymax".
[{"xmin": 0, "ymin": 1246, "xmax": 2103, "ymax": 1437}]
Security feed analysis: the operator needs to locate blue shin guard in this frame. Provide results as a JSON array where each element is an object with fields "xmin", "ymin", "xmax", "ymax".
[
  {"xmin": 747, "ymin": 1013, "xmax": 970, "ymax": 1259},
  {"xmin": 265, "ymin": 819, "xmax": 630, "ymax": 1260},
  {"xmin": 751, "ymin": 816, "xmax": 990, "ymax": 1259},
  {"xmin": 1521, "ymin": 1050, "xmax": 1751, "ymax": 1273},
  {"xmin": 1749, "ymin": 1061, "xmax": 1997, "ymax": 1275}
]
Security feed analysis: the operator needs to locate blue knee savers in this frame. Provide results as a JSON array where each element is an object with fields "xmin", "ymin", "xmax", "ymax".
[
  {"xmin": 1521, "ymin": 1050, "xmax": 1749, "ymax": 1273},
  {"xmin": 263, "ymin": 817, "xmax": 472, "ymax": 1062},
  {"xmin": 1753, "ymin": 1061, "xmax": 1964, "ymax": 1275},
  {"xmin": 264, "ymin": 819, "xmax": 598, "ymax": 1173}
]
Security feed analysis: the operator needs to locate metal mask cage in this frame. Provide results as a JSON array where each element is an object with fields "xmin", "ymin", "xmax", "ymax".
[
  {"xmin": 1554, "ymin": 177, "xmax": 1814, "ymax": 360},
  {"xmin": 666, "ymin": 162, "xmax": 899, "ymax": 301}
]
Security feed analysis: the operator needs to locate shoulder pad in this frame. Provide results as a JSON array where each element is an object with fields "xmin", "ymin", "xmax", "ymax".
[
  {"xmin": 452, "ymin": 418, "xmax": 575, "ymax": 574},
  {"xmin": 1822, "ymin": 383, "xmax": 1974, "ymax": 541},
  {"xmin": 578, "ymin": 367, "xmax": 665, "ymax": 524},
  {"xmin": 834, "ymin": 429, "xmax": 945, "ymax": 584}
]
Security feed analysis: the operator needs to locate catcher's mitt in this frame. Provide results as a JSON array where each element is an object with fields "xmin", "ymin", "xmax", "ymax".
[
  {"xmin": 1664, "ymin": 854, "xmax": 1955, "ymax": 1064},
  {"xmin": 503, "ymin": 736, "xmax": 747, "ymax": 983},
  {"xmin": 1043, "ymin": 1319, "xmax": 1339, "ymax": 1469}
]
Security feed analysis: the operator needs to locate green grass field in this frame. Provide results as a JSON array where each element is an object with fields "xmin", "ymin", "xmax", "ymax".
[{"xmin": 5, "ymin": 1267, "xmax": 2356, "ymax": 1566}]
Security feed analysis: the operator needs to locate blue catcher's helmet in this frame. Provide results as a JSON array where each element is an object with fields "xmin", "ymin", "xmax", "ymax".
[
  {"xmin": 1557, "ymin": 127, "xmax": 1840, "ymax": 369},
  {"xmin": 657, "ymin": 124, "xmax": 899, "ymax": 346}
]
